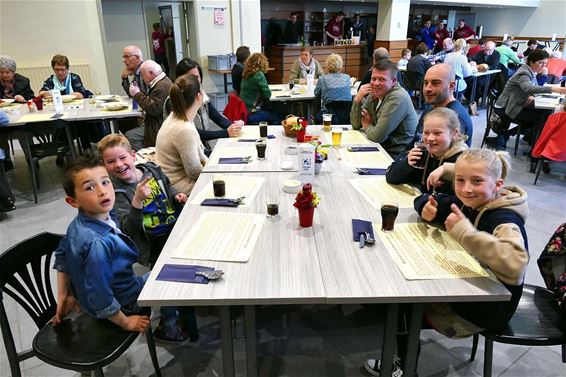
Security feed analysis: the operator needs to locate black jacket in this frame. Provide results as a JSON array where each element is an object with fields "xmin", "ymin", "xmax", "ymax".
[{"xmin": 0, "ymin": 73, "xmax": 34, "ymax": 100}]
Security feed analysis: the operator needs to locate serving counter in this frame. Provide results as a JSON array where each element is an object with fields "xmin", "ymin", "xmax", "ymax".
[{"xmin": 265, "ymin": 43, "xmax": 368, "ymax": 84}]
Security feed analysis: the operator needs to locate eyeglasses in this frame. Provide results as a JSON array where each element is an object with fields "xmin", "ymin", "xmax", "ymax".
[{"xmin": 53, "ymin": 67, "xmax": 68, "ymax": 72}]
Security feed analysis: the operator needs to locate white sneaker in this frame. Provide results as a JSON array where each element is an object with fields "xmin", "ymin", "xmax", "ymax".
[{"xmin": 363, "ymin": 357, "xmax": 403, "ymax": 377}]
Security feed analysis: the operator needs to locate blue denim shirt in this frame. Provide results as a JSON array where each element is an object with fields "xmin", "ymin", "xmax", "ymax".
[{"xmin": 54, "ymin": 212, "xmax": 145, "ymax": 319}]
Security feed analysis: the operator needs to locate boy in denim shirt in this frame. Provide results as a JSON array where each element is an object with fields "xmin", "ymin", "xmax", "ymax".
[
  {"xmin": 53, "ymin": 156, "xmax": 149, "ymax": 332},
  {"xmin": 98, "ymin": 134, "xmax": 197, "ymax": 343}
]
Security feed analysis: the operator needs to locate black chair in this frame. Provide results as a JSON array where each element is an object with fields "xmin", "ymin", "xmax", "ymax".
[
  {"xmin": 324, "ymin": 100, "xmax": 353, "ymax": 125},
  {"xmin": 20, "ymin": 120, "xmax": 75, "ymax": 203},
  {"xmin": 0, "ymin": 232, "xmax": 162, "ymax": 377},
  {"xmin": 469, "ymin": 284, "xmax": 566, "ymax": 377},
  {"xmin": 403, "ymin": 71, "xmax": 424, "ymax": 110}
]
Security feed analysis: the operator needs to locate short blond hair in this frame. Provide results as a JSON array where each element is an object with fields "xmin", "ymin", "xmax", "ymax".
[
  {"xmin": 325, "ymin": 53, "xmax": 343, "ymax": 73},
  {"xmin": 98, "ymin": 133, "xmax": 133, "ymax": 155},
  {"xmin": 456, "ymin": 149, "xmax": 511, "ymax": 180},
  {"xmin": 454, "ymin": 38, "xmax": 467, "ymax": 52}
]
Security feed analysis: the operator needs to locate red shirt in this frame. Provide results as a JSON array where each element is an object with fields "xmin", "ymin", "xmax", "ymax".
[
  {"xmin": 454, "ymin": 25, "xmax": 475, "ymax": 40},
  {"xmin": 467, "ymin": 45, "xmax": 483, "ymax": 58},
  {"xmin": 325, "ymin": 18, "xmax": 343, "ymax": 43},
  {"xmin": 433, "ymin": 28, "xmax": 449, "ymax": 48},
  {"xmin": 152, "ymin": 31, "xmax": 170, "ymax": 54}
]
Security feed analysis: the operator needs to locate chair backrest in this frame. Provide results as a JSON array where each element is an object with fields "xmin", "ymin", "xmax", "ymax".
[
  {"xmin": 0, "ymin": 232, "xmax": 63, "ymax": 329},
  {"xmin": 23, "ymin": 121, "xmax": 69, "ymax": 157},
  {"xmin": 531, "ymin": 112, "xmax": 566, "ymax": 161},
  {"xmin": 325, "ymin": 101, "xmax": 353, "ymax": 125},
  {"xmin": 404, "ymin": 71, "xmax": 424, "ymax": 91},
  {"xmin": 223, "ymin": 93, "xmax": 248, "ymax": 124}
]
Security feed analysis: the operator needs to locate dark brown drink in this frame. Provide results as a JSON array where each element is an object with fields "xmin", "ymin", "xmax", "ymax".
[
  {"xmin": 213, "ymin": 180, "xmax": 225, "ymax": 197},
  {"xmin": 267, "ymin": 204, "xmax": 279, "ymax": 216},
  {"xmin": 414, "ymin": 146, "xmax": 428, "ymax": 169},
  {"xmin": 381, "ymin": 203, "xmax": 399, "ymax": 231},
  {"xmin": 256, "ymin": 142, "xmax": 267, "ymax": 159},
  {"xmin": 259, "ymin": 124, "xmax": 268, "ymax": 138}
]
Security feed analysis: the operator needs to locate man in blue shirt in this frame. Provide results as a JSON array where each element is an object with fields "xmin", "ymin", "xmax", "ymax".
[
  {"xmin": 52, "ymin": 156, "xmax": 149, "ymax": 332},
  {"xmin": 414, "ymin": 63, "xmax": 473, "ymax": 146}
]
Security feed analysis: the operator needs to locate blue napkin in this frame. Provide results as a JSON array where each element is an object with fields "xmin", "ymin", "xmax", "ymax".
[
  {"xmin": 201, "ymin": 198, "xmax": 240, "ymax": 207},
  {"xmin": 352, "ymin": 219, "xmax": 375, "ymax": 242},
  {"xmin": 156, "ymin": 264, "xmax": 215, "ymax": 284},
  {"xmin": 218, "ymin": 157, "xmax": 250, "ymax": 164},
  {"xmin": 267, "ymin": 134, "xmax": 276, "ymax": 139},
  {"xmin": 348, "ymin": 146, "xmax": 379, "ymax": 152},
  {"xmin": 356, "ymin": 168, "xmax": 387, "ymax": 175}
]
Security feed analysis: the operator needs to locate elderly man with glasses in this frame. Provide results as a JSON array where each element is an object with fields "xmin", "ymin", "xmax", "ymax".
[
  {"xmin": 465, "ymin": 40, "xmax": 501, "ymax": 104},
  {"xmin": 121, "ymin": 45, "xmax": 148, "ymax": 96}
]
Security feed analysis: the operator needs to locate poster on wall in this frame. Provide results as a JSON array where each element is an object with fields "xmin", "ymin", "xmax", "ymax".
[{"xmin": 214, "ymin": 8, "xmax": 225, "ymax": 25}]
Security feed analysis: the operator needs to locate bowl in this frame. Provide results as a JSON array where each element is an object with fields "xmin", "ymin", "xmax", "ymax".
[
  {"xmin": 283, "ymin": 180, "xmax": 301, "ymax": 194},
  {"xmin": 60, "ymin": 94, "xmax": 76, "ymax": 103}
]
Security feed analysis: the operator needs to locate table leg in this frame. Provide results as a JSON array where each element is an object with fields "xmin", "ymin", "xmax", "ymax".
[
  {"xmin": 403, "ymin": 303, "xmax": 424, "ymax": 377},
  {"xmin": 480, "ymin": 76, "xmax": 491, "ymax": 108},
  {"xmin": 63, "ymin": 121, "xmax": 77, "ymax": 159},
  {"xmin": 380, "ymin": 303, "xmax": 399, "ymax": 377},
  {"xmin": 470, "ymin": 76, "xmax": 478, "ymax": 105},
  {"xmin": 223, "ymin": 73, "xmax": 229, "ymax": 94},
  {"xmin": 220, "ymin": 306, "xmax": 235, "ymax": 377},
  {"xmin": 244, "ymin": 305, "xmax": 257, "ymax": 377}
]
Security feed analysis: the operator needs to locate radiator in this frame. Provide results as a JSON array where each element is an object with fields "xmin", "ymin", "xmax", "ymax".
[{"xmin": 17, "ymin": 64, "xmax": 93, "ymax": 95}]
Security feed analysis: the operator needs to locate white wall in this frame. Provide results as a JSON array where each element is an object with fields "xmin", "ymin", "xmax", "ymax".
[
  {"xmin": 188, "ymin": 0, "xmax": 261, "ymax": 94},
  {"xmin": 376, "ymin": 0, "xmax": 410, "ymax": 41},
  {"xmin": 101, "ymin": 1, "xmax": 150, "ymax": 95},
  {"xmin": 0, "ymin": 0, "xmax": 110, "ymax": 94},
  {"xmin": 475, "ymin": 0, "xmax": 566, "ymax": 39}
]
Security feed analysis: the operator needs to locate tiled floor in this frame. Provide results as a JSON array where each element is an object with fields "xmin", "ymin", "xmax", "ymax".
[{"xmin": 1, "ymin": 112, "xmax": 565, "ymax": 377}]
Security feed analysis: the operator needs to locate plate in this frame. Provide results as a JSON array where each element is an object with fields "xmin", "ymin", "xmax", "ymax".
[
  {"xmin": 105, "ymin": 102, "xmax": 129, "ymax": 111},
  {"xmin": 96, "ymin": 94, "xmax": 119, "ymax": 101},
  {"xmin": 0, "ymin": 99, "xmax": 15, "ymax": 107},
  {"xmin": 61, "ymin": 95, "xmax": 76, "ymax": 103}
]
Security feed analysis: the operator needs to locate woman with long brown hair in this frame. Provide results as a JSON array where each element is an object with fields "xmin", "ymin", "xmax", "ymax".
[
  {"xmin": 155, "ymin": 74, "xmax": 207, "ymax": 194},
  {"xmin": 239, "ymin": 52, "xmax": 280, "ymax": 124}
]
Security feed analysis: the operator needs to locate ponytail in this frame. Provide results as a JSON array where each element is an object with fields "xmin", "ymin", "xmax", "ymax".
[{"xmin": 170, "ymin": 74, "xmax": 200, "ymax": 122}]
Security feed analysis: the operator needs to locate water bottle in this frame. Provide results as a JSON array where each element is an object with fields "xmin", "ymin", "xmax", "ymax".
[{"xmin": 132, "ymin": 98, "xmax": 139, "ymax": 110}]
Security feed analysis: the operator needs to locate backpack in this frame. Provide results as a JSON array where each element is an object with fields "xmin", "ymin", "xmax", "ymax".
[{"xmin": 537, "ymin": 223, "xmax": 566, "ymax": 310}]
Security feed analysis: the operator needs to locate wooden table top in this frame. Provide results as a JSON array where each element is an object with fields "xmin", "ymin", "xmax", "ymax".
[{"xmin": 138, "ymin": 127, "xmax": 511, "ymax": 306}]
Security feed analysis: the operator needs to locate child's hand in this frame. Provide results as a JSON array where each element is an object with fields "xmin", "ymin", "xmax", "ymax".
[
  {"xmin": 407, "ymin": 147, "xmax": 424, "ymax": 167},
  {"xmin": 132, "ymin": 176, "xmax": 152, "ymax": 208},
  {"xmin": 51, "ymin": 294, "xmax": 81, "ymax": 325},
  {"xmin": 122, "ymin": 315, "xmax": 150, "ymax": 333},
  {"xmin": 427, "ymin": 166, "xmax": 445, "ymax": 191},
  {"xmin": 421, "ymin": 195, "xmax": 438, "ymax": 222},
  {"xmin": 175, "ymin": 193, "xmax": 188, "ymax": 204},
  {"xmin": 445, "ymin": 204, "xmax": 466, "ymax": 232}
]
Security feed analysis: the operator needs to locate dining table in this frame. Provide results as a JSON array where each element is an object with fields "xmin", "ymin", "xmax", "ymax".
[{"xmin": 137, "ymin": 125, "xmax": 511, "ymax": 377}]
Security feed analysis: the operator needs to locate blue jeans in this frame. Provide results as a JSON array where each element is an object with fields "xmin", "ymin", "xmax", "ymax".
[{"xmin": 248, "ymin": 110, "xmax": 280, "ymax": 125}]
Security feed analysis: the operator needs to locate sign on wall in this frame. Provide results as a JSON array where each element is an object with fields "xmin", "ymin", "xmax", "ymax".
[{"xmin": 214, "ymin": 8, "xmax": 225, "ymax": 25}]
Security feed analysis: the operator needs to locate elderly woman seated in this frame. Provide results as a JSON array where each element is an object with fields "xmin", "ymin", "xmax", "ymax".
[
  {"xmin": 39, "ymin": 54, "xmax": 89, "ymax": 99},
  {"xmin": 0, "ymin": 55, "xmax": 35, "ymax": 170},
  {"xmin": 289, "ymin": 47, "xmax": 323, "ymax": 84},
  {"xmin": 314, "ymin": 53, "xmax": 352, "ymax": 124}
]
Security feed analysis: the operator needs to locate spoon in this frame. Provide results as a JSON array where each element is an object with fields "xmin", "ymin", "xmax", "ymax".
[{"xmin": 195, "ymin": 270, "xmax": 225, "ymax": 280}]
